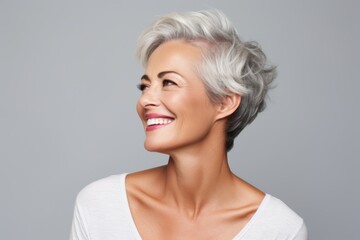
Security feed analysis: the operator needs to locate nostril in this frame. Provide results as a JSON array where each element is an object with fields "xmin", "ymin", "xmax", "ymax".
[
  {"xmin": 145, "ymin": 103, "xmax": 158, "ymax": 108},
  {"xmin": 139, "ymin": 96, "xmax": 160, "ymax": 108}
]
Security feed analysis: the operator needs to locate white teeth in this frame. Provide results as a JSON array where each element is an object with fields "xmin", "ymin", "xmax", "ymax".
[{"xmin": 147, "ymin": 118, "xmax": 173, "ymax": 126}]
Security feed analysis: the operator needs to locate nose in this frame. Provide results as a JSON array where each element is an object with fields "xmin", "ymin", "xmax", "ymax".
[{"xmin": 137, "ymin": 85, "xmax": 161, "ymax": 109}]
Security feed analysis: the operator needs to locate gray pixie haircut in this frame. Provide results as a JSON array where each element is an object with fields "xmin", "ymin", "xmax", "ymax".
[{"xmin": 136, "ymin": 9, "xmax": 277, "ymax": 151}]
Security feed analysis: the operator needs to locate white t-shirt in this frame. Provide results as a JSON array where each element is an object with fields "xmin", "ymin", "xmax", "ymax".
[{"xmin": 70, "ymin": 174, "xmax": 307, "ymax": 240}]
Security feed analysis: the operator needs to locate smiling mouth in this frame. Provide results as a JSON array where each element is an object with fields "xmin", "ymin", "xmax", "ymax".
[{"xmin": 146, "ymin": 118, "xmax": 174, "ymax": 127}]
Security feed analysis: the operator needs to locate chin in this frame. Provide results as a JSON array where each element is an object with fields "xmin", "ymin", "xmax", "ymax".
[
  {"xmin": 143, "ymin": 138, "xmax": 181, "ymax": 154},
  {"xmin": 144, "ymin": 141, "xmax": 168, "ymax": 153}
]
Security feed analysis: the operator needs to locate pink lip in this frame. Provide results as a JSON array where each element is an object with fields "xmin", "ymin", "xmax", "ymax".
[
  {"xmin": 146, "ymin": 124, "xmax": 171, "ymax": 131},
  {"xmin": 144, "ymin": 113, "xmax": 174, "ymax": 120}
]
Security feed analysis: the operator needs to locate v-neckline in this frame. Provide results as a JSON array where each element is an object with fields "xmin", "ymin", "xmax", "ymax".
[{"xmin": 121, "ymin": 173, "xmax": 271, "ymax": 240}]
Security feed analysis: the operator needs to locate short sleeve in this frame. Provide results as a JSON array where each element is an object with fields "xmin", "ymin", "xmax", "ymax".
[
  {"xmin": 292, "ymin": 221, "xmax": 308, "ymax": 240},
  {"xmin": 69, "ymin": 199, "xmax": 90, "ymax": 240}
]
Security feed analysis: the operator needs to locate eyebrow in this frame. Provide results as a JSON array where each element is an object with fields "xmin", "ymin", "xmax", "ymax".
[{"xmin": 140, "ymin": 71, "xmax": 183, "ymax": 82}]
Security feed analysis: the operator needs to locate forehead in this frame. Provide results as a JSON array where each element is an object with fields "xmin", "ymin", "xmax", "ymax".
[{"xmin": 146, "ymin": 40, "xmax": 203, "ymax": 75}]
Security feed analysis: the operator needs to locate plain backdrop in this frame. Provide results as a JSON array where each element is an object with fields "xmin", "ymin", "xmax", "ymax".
[{"xmin": 1, "ymin": 0, "xmax": 359, "ymax": 239}]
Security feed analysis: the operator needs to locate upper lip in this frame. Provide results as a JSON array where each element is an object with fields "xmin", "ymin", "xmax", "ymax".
[{"xmin": 144, "ymin": 113, "xmax": 175, "ymax": 120}]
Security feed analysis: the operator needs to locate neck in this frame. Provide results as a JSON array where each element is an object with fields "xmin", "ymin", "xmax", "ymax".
[{"xmin": 162, "ymin": 131, "xmax": 236, "ymax": 218}]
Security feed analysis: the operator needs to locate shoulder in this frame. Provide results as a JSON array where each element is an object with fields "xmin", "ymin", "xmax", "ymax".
[
  {"xmin": 263, "ymin": 195, "xmax": 304, "ymax": 225},
  {"xmin": 75, "ymin": 174, "xmax": 127, "ymax": 208},
  {"xmin": 240, "ymin": 195, "xmax": 307, "ymax": 239},
  {"xmin": 261, "ymin": 195, "xmax": 307, "ymax": 237},
  {"xmin": 71, "ymin": 174, "xmax": 142, "ymax": 239}
]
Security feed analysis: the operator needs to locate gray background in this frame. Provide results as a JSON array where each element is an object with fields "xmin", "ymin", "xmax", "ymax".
[{"xmin": 1, "ymin": 0, "xmax": 359, "ymax": 239}]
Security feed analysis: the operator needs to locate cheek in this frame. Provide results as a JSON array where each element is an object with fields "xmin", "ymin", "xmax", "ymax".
[
  {"xmin": 164, "ymin": 92, "xmax": 192, "ymax": 115},
  {"xmin": 167, "ymin": 91, "xmax": 216, "ymax": 123}
]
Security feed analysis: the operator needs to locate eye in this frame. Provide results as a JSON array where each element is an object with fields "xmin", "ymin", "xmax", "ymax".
[
  {"xmin": 136, "ymin": 83, "xmax": 149, "ymax": 91},
  {"xmin": 163, "ymin": 79, "xmax": 176, "ymax": 87}
]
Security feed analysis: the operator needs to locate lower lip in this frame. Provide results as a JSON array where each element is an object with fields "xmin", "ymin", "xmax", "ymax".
[{"xmin": 146, "ymin": 122, "xmax": 173, "ymax": 131}]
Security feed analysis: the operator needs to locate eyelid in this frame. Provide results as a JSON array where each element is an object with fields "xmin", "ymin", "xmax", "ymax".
[
  {"xmin": 136, "ymin": 78, "xmax": 177, "ymax": 91},
  {"xmin": 136, "ymin": 83, "xmax": 149, "ymax": 91},
  {"xmin": 163, "ymin": 79, "xmax": 177, "ymax": 86}
]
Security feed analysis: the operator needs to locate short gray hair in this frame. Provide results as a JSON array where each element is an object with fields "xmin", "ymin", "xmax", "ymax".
[{"xmin": 136, "ymin": 9, "xmax": 277, "ymax": 151}]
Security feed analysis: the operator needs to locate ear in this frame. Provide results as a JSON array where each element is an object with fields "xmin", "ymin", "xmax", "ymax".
[{"xmin": 215, "ymin": 94, "xmax": 241, "ymax": 120}]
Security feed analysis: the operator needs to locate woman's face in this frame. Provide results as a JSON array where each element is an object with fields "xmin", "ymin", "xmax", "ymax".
[{"xmin": 136, "ymin": 40, "xmax": 220, "ymax": 153}]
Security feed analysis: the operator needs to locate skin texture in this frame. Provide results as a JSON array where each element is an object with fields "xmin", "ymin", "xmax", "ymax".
[{"xmin": 127, "ymin": 40, "xmax": 265, "ymax": 240}]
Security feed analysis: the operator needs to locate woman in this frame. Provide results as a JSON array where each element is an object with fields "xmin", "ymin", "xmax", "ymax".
[{"xmin": 70, "ymin": 10, "xmax": 307, "ymax": 240}]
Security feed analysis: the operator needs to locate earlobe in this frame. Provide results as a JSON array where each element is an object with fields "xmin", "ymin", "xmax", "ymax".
[{"xmin": 216, "ymin": 94, "xmax": 241, "ymax": 120}]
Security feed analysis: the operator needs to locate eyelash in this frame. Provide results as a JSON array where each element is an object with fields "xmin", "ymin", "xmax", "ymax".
[
  {"xmin": 136, "ymin": 80, "xmax": 177, "ymax": 91},
  {"xmin": 137, "ymin": 83, "xmax": 148, "ymax": 91}
]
